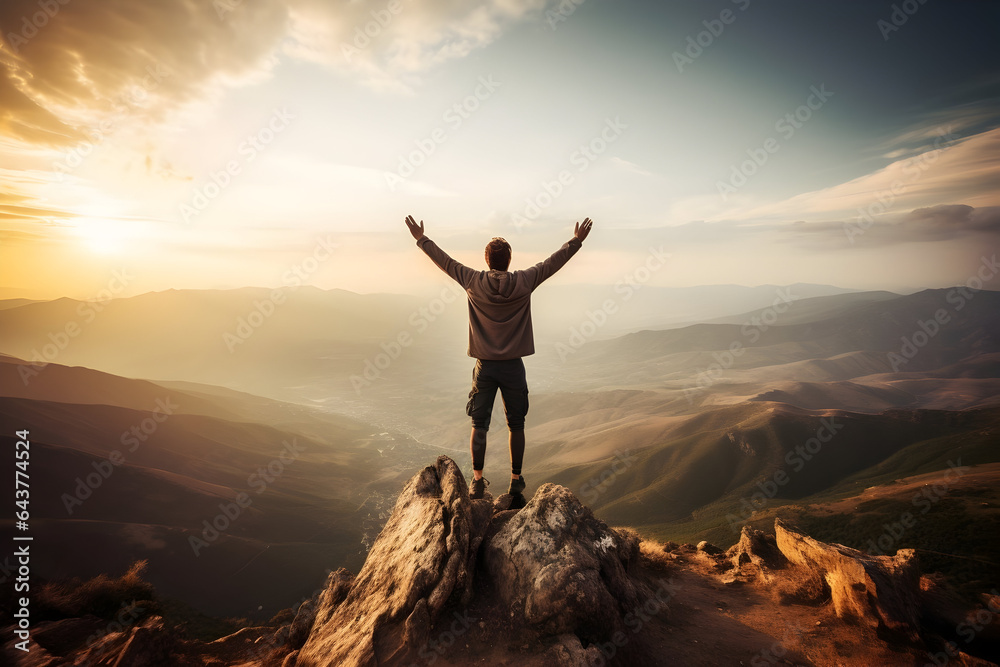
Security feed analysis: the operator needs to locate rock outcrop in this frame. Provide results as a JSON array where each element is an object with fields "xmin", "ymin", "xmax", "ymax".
[
  {"xmin": 720, "ymin": 525, "xmax": 788, "ymax": 586},
  {"xmin": 727, "ymin": 526, "xmax": 786, "ymax": 572},
  {"xmin": 13, "ymin": 456, "xmax": 988, "ymax": 666},
  {"xmin": 294, "ymin": 460, "xmax": 653, "ymax": 665},
  {"xmin": 296, "ymin": 456, "xmax": 480, "ymax": 666},
  {"xmin": 483, "ymin": 482, "xmax": 645, "ymax": 643},
  {"xmin": 720, "ymin": 518, "xmax": 924, "ymax": 640},
  {"xmin": 774, "ymin": 518, "xmax": 922, "ymax": 639}
]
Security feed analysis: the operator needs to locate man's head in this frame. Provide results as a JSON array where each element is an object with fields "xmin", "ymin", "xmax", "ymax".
[{"xmin": 485, "ymin": 237, "xmax": 511, "ymax": 271}]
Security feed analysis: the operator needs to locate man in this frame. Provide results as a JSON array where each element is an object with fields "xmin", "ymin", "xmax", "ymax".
[{"xmin": 404, "ymin": 214, "xmax": 593, "ymax": 500}]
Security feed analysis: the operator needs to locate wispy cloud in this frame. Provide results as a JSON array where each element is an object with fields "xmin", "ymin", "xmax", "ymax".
[
  {"xmin": 610, "ymin": 156, "xmax": 655, "ymax": 177},
  {"xmin": 284, "ymin": 0, "xmax": 549, "ymax": 92},
  {"xmin": 721, "ymin": 126, "xmax": 1000, "ymax": 223}
]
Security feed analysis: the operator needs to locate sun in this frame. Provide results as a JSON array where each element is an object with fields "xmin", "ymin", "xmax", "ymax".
[{"xmin": 73, "ymin": 219, "xmax": 130, "ymax": 254}]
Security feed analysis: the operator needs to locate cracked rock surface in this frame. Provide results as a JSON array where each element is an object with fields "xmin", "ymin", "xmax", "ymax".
[
  {"xmin": 297, "ymin": 455, "xmax": 474, "ymax": 667},
  {"xmin": 482, "ymin": 482, "xmax": 644, "ymax": 643}
]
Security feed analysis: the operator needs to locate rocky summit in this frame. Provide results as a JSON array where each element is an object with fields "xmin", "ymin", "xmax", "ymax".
[{"xmin": 11, "ymin": 456, "xmax": 999, "ymax": 667}]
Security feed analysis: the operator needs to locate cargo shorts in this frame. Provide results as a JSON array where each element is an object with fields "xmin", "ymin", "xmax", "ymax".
[{"xmin": 466, "ymin": 358, "xmax": 529, "ymax": 431}]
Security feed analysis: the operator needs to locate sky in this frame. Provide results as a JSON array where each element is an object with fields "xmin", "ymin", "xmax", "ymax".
[{"xmin": 1, "ymin": 0, "xmax": 998, "ymax": 300}]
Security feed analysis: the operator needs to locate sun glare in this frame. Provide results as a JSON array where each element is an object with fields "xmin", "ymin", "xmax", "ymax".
[{"xmin": 74, "ymin": 219, "xmax": 130, "ymax": 254}]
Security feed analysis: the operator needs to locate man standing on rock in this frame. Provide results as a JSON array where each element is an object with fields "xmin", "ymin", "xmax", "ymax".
[{"xmin": 405, "ymin": 214, "xmax": 593, "ymax": 501}]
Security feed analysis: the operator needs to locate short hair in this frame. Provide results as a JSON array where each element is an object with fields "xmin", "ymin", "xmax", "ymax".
[{"xmin": 485, "ymin": 237, "xmax": 511, "ymax": 271}]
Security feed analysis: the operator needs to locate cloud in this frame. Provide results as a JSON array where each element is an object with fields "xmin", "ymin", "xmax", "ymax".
[
  {"xmin": 903, "ymin": 204, "xmax": 1000, "ymax": 236},
  {"xmin": 0, "ymin": 0, "xmax": 550, "ymax": 147},
  {"xmin": 610, "ymin": 156, "xmax": 654, "ymax": 177},
  {"xmin": 775, "ymin": 204, "xmax": 1000, "ymax": 250},
  {"xmin": 0, "ymin": 186, "xmax": 74, "ymax": 221},
  {"xmin": 281, "ymin": 0, "xmax": 549, "ymax": 92},
  {"xmin": 725, "ymin": 126, "xmax": 1000, "ymax": 224},
  {"xmin": 869, "ymin": 100, "xmax": 1000, "ymax": 160},
  {"xmin": 0, "ymin": 0, "xmax": 290, "ymax": 148}
]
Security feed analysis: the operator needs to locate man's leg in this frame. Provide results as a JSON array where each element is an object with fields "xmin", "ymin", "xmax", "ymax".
[
  {"xmin": 470, "ymin": 427, "xmax": 488, "ymax": 480},
  {"xmin": 498, "ymin": 358, "xmax": 529, "ymax": 494},
  {"xmin": 466, "ymin": 359, "xmax": 499, "ymax": 482},
  {"xmin": 508, "ymin": 429, "xmax": 525, "ymax": 480}
]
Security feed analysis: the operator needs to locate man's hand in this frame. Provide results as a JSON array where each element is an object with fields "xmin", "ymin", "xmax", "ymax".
[
  {"xmin": 405, "ymin": 215, "xmax": 425, "ymax": 241},
  {"xmin": 574, "ymin": 217, "xmax": 593, "ymax": 242}
]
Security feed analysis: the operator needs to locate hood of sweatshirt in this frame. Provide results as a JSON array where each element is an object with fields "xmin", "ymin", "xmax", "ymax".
[{"xmin": 483, "ymin": 269, "xmax": 522, "ymax": 301}]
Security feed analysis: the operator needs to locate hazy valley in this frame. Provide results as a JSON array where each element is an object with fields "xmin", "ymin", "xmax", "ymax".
[{"xmin": 1, "ymin": 283, "xmax": 998, "ymax": 643}]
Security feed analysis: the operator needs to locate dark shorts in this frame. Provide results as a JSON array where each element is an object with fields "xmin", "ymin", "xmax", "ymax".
[{"xmin": 466, "ymin": 358, "xmax": 529, "ymax": 431}]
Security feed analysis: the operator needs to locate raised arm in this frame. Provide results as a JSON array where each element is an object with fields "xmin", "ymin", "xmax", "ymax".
[
  {"xmin": 405, "ymin": 214, "xmax": 477, "ymax": 288},
  {"xmin": 522, "ymin": 217, "xmax": 593, "ymax": 290}
]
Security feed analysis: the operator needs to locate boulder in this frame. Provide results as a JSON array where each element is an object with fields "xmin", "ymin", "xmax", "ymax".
[
  {"xmin": 547, "ymin": 633, "xmax": 606, "ymax": 666},
  {"xmin": 696, "ymin": 540, "xmax": 723, "ymax": 555},
  {"xmin": 297, "ymin": 456, "xmax": 477, "ymax": 666},
  {"xmin": 727, "ymin": 526, "xmax": 787, "ymax": 573},
  {"xmin": 774, "ymin": 518, "xmax": 922, "ymax": 639},
  {"xmin": 285, "ymin": 597, "xmax": 317, "ymax": 649},
  {"xmin": 482, "ymin": 482, "xmax": 645, "ymax": 643}
]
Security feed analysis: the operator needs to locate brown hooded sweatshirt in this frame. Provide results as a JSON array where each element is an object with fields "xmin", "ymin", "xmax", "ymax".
[{"xmin": 416, "ymin": 235, "xmax": 583, "ymax": 360}]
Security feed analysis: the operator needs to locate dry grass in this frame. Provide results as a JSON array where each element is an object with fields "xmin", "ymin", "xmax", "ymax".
[
  {"xmin": 637, "ymin": 538, "xmax": 676, "ymax": 573},
  {"xmin": 36, "ymin": 559, "xmax": 157, "ymax": 622}
]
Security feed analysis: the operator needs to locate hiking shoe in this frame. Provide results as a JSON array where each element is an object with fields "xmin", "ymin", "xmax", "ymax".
[
  {"xmin": 470, "ymin": 477, "xmax": 489, "ymax": 499},
  {"xmin": 508, "ymin": 475, "xmax": 526, "ymax": 497}
]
